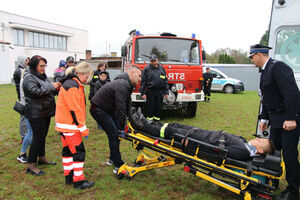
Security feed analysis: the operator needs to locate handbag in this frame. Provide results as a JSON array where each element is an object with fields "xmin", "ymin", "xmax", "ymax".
[{"xmin": 13, "ymin": 101, "xmax": 25, "ymax": 115}]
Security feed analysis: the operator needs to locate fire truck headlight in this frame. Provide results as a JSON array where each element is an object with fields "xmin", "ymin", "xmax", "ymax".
[
  {"xmin": 171, "ymin": 85, "xmax": 177, "ymax": 93},
  {"xmin": 176, "ymin": 83, "xmax": 183, "ymax": 91}
]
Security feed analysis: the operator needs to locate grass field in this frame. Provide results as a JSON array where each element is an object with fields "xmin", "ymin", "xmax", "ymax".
[{"xmin": 0, "ymin": 84, "xmax": 288, "ymax": 200}]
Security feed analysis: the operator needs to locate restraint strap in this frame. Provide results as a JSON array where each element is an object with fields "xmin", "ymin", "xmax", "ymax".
[
  {"xmin": 70, "ymin": 111, "xmax": 79, "ymax": 125},
  {"xmin": 217, "ymin": 131, "xmax": 227, "ymax": 166},
  {"xmin": 218, "ymin": 131, "xmax": 226, "ymax": 151},
  {"xmin": 160, "ymin": 123, "xmax": 169, "ymax": 138},
  {"xmin": 246, "ymin": 161, "xmax": 253, "ymax": 176},
  {"xmin": 181, "ymin": 128, "xmax": 199, "ymax": 153}
]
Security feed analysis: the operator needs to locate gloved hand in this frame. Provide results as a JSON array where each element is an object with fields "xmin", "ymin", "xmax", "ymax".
[
  {"xmin": 119, "ymin": 130, "xmax": 126, "ymax": 138},
  {"xmin": 85, "ymin": 136, "xmax": 88, "ymax": 140}
]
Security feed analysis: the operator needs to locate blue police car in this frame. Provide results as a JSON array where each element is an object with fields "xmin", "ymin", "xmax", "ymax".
[{"xmin": 203, "ymin": 67, "xmax": 244, "ymax": 94}]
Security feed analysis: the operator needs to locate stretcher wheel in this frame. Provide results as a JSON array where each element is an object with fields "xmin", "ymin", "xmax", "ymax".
[
  {"xmin": 134, "ymin": 159, "xmax": 143, "ymax": 166},
  {"xmin": 116, "ymin": 173, "xmax": 124, "ymax": 180}
]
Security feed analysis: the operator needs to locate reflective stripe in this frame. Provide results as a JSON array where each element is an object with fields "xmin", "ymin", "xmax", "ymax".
[
  {"xmin": 73, "ymin": 162, "xmax": 84, "ymax": 168},
  {"xmin": 56, "ymin": 123, "xmax": 78, "ymax": 130},
  {"xmin": 160, "ymin": 123, "xmax": 169, "ymax": 138},
  {"xmin": 160, "ymin": 75, "xmax": 166, "ymax": 79},
  {"xmin": 63, "ymin": 165, "xmax": 74, "ymax": 170},
  {"xmin": 93, "ymin": 75, "xmax": 98, "ymax": 78},
  {"xmin": 153, "ymin": 116, "xmax": 160, "ymax": 121},
  {"xmin": 56, "ymin": 123, "xmax": 87, "ymax": 133},
  {"xmin": 63, "ymin": 133, "xmax": 75, "ymax": 136},
  {"xmin": 74, "ymin": 171, "xmax": 83, "ymax": 176},
  {"xmin": 78, "ymin": 125, "xmax": 87, "ymax": 132},
  {"xmin": 62, "ymin": 157, "xmax": 73, "ymax": 163}
]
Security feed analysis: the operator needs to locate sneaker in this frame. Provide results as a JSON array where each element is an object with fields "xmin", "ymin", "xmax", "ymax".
[
  {"xmin": 113, "ymin": 167, "xmax": 119, "ymax": 174},
  {"xmin": 107, "ymin": 159, "xmax": 114, "ymax": 166},
  {"xmin": 17, "ymin": 153, "xmax": 27, "ymax": 163},
  {"xmin": 74, "ymin": 180, "xmax": 95, "ymax": 190}
]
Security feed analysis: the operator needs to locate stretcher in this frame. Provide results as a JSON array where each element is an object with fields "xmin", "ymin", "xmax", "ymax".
[{"xmin": 116, "ymin": 123, "xmax": 285, "ymax": 200}]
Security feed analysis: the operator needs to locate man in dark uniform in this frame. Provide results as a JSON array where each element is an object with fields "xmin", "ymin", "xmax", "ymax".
[
  {"xmin": 139, "ymin": 54, "xmax": 169, "ymax": 121},
  {"xmin": 129, "ymin": 108, "xmax": 275, "ymax": 161},
  {"xmin": 203, "ymin": 67, "xmax": 213, "ymax": 102},
  {"xmin": 249, "ymin": 44, "xmax": 300, "ymax": 200}
]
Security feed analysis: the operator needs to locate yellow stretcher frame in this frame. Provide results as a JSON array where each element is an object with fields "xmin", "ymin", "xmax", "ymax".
[{"xmin": 117, "ymin": 123, "xmax": 285, "ymax": 200}]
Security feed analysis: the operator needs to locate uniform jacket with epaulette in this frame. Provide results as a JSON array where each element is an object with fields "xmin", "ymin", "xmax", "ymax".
[{"xmin": 260, "ymin": 58, "xmax": 300, "ymax": 128}]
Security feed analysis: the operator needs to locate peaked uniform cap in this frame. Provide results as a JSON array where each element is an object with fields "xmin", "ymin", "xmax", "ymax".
[{"xmin": 248, "ymin": 44, "xmax": 272, "ymax": 58}]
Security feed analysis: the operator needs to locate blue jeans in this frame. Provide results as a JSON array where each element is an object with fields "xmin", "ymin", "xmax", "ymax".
[
  {"xmin": 90, "ymin": 106, "xmax": 124, "ymax": 167},
  {"xmin": 21, "ymin": 117, "xmax": 33, "ymax": 153}
]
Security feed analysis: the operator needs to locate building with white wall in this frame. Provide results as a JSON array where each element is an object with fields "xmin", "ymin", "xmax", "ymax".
[{"xmin": 0, "ymin": 10, "xmax": 88, "ymax": 84}]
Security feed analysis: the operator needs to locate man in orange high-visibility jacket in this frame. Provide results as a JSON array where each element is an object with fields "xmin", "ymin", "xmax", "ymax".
[{"xmin": 55, "ymin": 63, "xmax": 94, "ymax": 190}]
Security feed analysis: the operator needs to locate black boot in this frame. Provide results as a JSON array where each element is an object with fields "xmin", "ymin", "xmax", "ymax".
[
  {"xmin": 207, "ymin": 98, "xmax": 210, "ymax": 103},
  {"xmin": 128, "ymin": 111, "xmax": 144, "ymax": 130},
  {"xmin": 74, "ymin": 180, "xmax": 95, "ymax": 190},
  {"xmin": 65, "ymin": 170, "xmax": 73, "ymax": 185},
  {"xmin": 136, "ymin": 107, "xmax": 153, "ymax": 125},
  {"xmin": 204, "ymin": 97, "xmax": 207, "ymax": 102}
]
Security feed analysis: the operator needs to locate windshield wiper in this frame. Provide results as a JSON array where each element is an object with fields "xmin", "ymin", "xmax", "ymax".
[
  {"xmin": 139, "ymin": 54, "xmax": 191, "ymax": 66},
  {"xmin": 166, "ymin": 58, "xmax": 191, "ymax": 66},
  {"xmin": 140, "ymin": 54, "xmax": 151, "ymax": 59}
]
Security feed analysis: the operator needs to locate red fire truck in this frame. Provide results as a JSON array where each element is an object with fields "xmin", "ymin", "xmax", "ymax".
[{"xmin": 121, "ymin": 30, "xmax": 205, "ymax": 117}]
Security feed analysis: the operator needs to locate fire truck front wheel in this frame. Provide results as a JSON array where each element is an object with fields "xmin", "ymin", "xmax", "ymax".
[{"xmin": 186, "ymin": 102, "xmax": 197, "ymax": 117}]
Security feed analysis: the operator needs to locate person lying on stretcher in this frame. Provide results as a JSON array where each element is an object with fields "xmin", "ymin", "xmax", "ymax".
[{"xmin": 129, "ymin": 108, "xmax": 275, "ymax": 161}]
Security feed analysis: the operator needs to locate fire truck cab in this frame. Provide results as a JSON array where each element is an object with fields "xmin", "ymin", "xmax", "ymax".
[{"xmin": 121, "ymin": 30, "xmax": 205, "ymax": 117}]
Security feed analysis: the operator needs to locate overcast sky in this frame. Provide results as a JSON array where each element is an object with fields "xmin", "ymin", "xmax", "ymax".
[{"xmin": 1, "ymin": 0, "xmax": 273, "ymax": 56}]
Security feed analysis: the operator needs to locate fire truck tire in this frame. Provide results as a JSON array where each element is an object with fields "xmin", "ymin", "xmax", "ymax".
[
  {"xmin": 187, "ymin": 102, "xmax": 197, "ymax": 117},
  {"xmin": 224, "ymin": 85, "xmax": 234, "ymax": 94}
]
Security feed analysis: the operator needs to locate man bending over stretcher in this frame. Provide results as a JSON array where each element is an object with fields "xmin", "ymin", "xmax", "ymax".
[{"xmin": 129, "ymin": 109, "xmax": 275, "ymax": 161}]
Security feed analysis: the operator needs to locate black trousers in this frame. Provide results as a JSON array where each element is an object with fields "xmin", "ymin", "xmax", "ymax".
[
  {"xmin": 27, "ymin": 117, "xmax": 51, "ymax": 164},
  {"xmin": 90, "ymin": 106, "xmax": 124, "ymax": 167},
  {"xmin": 146, "ymin": 89, "xmax": 163, "ymax": 119},
  {"xmin": 270, "ymin": 126, "xmax": 300, "ymax": 193},
  {"xmin": 204, "ymin": 85, "xmax": 211, "ymax": 97}
]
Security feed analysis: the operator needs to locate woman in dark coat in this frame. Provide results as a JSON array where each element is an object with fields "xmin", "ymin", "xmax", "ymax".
[
  {"xmin": 23, "ymin": 55, "xmax": 61, "ymax": 175},
  {"xmin": 88, "ymin": 62, "xmax": 110, "ymax": 100}
]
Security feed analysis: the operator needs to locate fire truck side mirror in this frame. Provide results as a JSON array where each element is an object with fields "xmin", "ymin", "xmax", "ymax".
[
  {"xmin": 121, "ymin": 45, "xmax": 127, "ymax": 57},
  {"xmin": 202, "ymin": 50, "xmax": 207, "ymax": 61}
]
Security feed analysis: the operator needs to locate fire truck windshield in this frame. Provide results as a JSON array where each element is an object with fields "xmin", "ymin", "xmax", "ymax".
[{"xmin": 134, "ymin": 38, "xmax": 200, "ymax": 65}]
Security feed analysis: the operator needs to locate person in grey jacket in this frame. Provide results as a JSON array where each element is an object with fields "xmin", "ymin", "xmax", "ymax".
[
  {"xmin": 53, "ymin": 60, "xmax": 66, "ymax": 82},
  {"xmin": 13, "ymin": 56, "xmax": 30, "ymax": 141},
  {"xmin": 17, "ymin": 64, "xmax": 33, "ymax": 163},
  {"xmin": 13, "ymin": 56, "xmax": 30, "ymax": 100},
  {"xmin": 23, "ymin": 55, "xmax": 61, "ymax": 176}
]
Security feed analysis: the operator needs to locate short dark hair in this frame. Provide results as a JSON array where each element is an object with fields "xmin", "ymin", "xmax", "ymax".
[
  {"xmin": 268, "ymin": 140, "xmax": 275, "ymax": 154},
  {"xmin": 264, "ymin": 139, "xmax": 275, "ymax": 155},
  {"xmin": 28, "ymin": 55, "xmax": 47, "ymax": 71}
]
